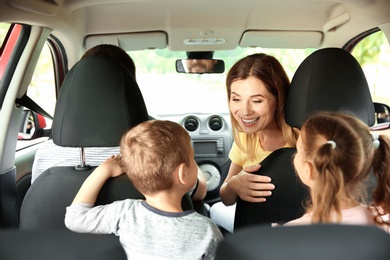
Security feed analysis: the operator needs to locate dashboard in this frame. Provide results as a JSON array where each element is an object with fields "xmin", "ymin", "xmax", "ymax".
[{"xmin": 156, "ymin": 113, "xmax": 233, "ymax": 203}]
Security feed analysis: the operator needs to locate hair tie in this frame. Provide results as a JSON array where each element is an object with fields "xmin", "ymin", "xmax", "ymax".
[
  {"xmin": 372, "ymin": 133, "xmax": 380, "ymax": 149},
  {"xmin": 327, "ymin": 140, "xmax": 336, "ymax": 149}
]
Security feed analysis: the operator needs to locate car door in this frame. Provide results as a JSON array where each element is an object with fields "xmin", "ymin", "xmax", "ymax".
[{"xmin": 0, "ymin": 22, "xmax": 63, "ymax": 228}]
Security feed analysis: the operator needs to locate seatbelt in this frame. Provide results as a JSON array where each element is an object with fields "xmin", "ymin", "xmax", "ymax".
[{"xmin": 15, "ymin": 94, "xmax": 53, "ymax": 120}]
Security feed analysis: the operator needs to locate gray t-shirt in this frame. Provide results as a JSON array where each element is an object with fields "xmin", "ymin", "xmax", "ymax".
[{"xmin": 65, "ymin": 199, "xmax": 223, "ymax": 259}]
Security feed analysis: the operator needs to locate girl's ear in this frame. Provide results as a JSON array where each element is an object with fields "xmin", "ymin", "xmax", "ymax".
[{"xmin": 304, "ymin": 161, "xmax": 315, "ymax": 181}]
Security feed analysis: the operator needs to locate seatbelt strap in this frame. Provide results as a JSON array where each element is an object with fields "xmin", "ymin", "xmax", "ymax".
[{"xmin": 15, "ymin": 94, "xmax": 53, "ymax": 120}]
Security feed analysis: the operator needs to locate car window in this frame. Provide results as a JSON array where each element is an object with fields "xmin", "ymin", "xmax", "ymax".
[
  {"xmin": 129, "ymin": 48, "xmax": 315, "ymax": 117},
  {"xmin": 0, "ymin": 22, "xmax": 10, "ymax": 46},
  {"xmin": 351, "ymin": 31, "xmax": 390, "ymax": 105},
  {"xmin": 26, "ymin": 43, "xmax": 56, "ymax": 118},
  {"xmin": 0, "ymin": 22, "xmax": 12, "ymax": 83},
  {"xmin": 16, "ymin": 42, "xmax": 55, "ymax": 148},
  {"xmin": 351, "ymin": 30, "xmax": 390, "ymax": 134}
]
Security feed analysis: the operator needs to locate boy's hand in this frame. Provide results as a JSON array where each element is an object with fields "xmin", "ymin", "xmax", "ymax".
[
  {"xmin": 100, "ymin": 155, "xmax": 125, "ymax": 178},
  {"xmin": 71, "ymin": 155, "xmax": 125, "ymax": 205}
]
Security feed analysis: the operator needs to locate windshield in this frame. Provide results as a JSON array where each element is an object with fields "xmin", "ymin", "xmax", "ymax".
[{"xmin": 128, "ymin": 47, "xmax": 315, "ymax": 117}]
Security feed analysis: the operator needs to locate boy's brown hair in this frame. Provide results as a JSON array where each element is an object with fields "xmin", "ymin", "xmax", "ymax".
[{"xmin": 120, "ymin": 120, "xmax": 193, "ymax": 195}]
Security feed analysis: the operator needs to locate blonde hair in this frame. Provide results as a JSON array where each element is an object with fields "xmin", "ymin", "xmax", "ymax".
[
  {"xmin": 300, "ymin": 111, "xmax": 390, "ymax": 226},
  {"xmin": 120, "ymin": 120, "xmax": 192, "ymax": 195},
  {"xmin": 226, "ymin": 53, "xmax": 298, "ymax": 161}
]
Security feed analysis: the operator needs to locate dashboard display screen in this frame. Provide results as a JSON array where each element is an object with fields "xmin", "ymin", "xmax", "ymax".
[{"xmin": 193, "ymin": 141, "xmax": 218, "ymax": 155}]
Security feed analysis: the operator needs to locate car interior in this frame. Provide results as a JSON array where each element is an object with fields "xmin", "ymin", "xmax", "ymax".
[{"xmin": 0, "ymin": 0, "xmax": 389, "ymax": 257}]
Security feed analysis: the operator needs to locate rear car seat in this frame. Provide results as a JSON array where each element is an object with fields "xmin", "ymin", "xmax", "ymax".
[{"xmin": 20, "ymin": 56, "xmax": 192, "ymax": 230}]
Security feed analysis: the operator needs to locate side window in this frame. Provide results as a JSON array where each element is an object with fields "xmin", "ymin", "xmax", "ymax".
[
  {"xmin": 351, "ymin": 30, "xmax": 390, "ymax": 132},
  {"xmin": 17, "ymin": 42, "xmax": 55, "ymax": 144},
  {"xmin": 0, "ymin": 22, "xmax": 13, "ymax": 83},
  {"xmin": 0, "ymin": 22, "xmax": 10, "ymax": 47},
  {"xmin": 351, "ymin": 31, "xmax": 390, "ymax": 104},
  {"xmin": 27, "ymin": 42, "xmax": 56, "ymax": 118}
]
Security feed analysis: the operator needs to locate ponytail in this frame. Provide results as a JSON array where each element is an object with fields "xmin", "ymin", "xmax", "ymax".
[
  {"xmin": 372, "ymin": 135, "xmax": 390, "ymax": 225},
  {"xmin": 311, "ymin": 142, "xmax": 345, "ymax": 223}
]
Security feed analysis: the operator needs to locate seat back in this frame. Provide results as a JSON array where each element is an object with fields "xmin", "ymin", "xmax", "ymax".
[
  {"xmin": 234, "ymin": 48, "xmax": 375, "ymax": 231},
  {"xmin": 216, "ymin": 224, "xmax": 390, "ymax": 260},
  {"xmin": 21, "ymin": 169, "xmax": 192, "ymax": 229},
  {"xmin": 234, "ymin": 148, "xmax": 308, "ymax": 229},
  {"xmin": 0, "ymin": 229, "xmax": 127, "ymax": 260},
  {"xmin": 20, "ymin": 56, "xmax": 192, "ymax": 230}
]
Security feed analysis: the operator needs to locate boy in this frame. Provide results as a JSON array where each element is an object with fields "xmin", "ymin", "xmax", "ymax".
[{"xmin": 65, "ymin": 120, "xmax": 223, "ymax": 259}]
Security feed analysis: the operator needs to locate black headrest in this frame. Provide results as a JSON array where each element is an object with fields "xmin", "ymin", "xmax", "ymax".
[
  {"xmin": 285, "ymin": 48, "xmax": 375, "ymax": 128},
  {"xmin": 52, "ymin": 56, "xmax": 149, "ymax": 147}
]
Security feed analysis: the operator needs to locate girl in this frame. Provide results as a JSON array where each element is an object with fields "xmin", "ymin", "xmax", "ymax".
[{"xmin": 286, "ymin": 111, "xmax": 390, "ymax": 232}]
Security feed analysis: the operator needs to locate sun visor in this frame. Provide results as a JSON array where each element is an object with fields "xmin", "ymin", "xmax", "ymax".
[
  {"xmin": 7, "ymin": 0, "xmax": 61, "ymax": 15},
  {"xmin": 85, "ymin": 31, "xmax": 167, "ymax": 51},
  {"xmin": 240, "ymin": 30, "xmax": 323, "ymax": 49}
]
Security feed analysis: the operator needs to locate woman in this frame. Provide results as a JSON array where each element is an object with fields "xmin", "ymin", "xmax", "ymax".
[{"xmin": 210, "ymin": 53, "xmax": 298, "ymax": 233}]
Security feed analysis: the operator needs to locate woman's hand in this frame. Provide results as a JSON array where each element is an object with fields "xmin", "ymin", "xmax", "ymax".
[{"xmin": 227, "ymin": 164, "xmax": 275, "ymax": 203}]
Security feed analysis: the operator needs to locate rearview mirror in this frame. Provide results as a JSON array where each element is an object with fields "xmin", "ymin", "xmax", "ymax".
[
  {"xmin": 176, "ymin": 59, "xmax": 225, "ymax": 74},
  {"xmin": 370, "ymin": 102, "xmax": 390, "ymax": 131}
]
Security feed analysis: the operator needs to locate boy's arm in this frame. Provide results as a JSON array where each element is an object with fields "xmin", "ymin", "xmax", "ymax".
[
  {"xmin": 72, "ymin": 155, "xmax": 124, "ymax": 205},
  {"xmin": 191, "ymin": 167, "xmax": 207, "ymax": 201}
]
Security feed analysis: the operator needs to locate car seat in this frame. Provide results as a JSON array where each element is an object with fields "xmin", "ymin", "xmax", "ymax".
[
  {"xmin": 216, "ymin": 224, "xmax": 390, "ymax": 260},
  {"xmin": 234, "ymin": 48, "xmax": 375, "ymax": 230},
  {"xmin": 0, "ymin": 229, "xmax": 127, "ymax": 260},
  {"xmin": 19, "ymin": 56, "xmax": 193, "ymax": 230}
]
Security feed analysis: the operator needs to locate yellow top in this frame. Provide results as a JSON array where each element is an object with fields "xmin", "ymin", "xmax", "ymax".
[{"xmin": 229, "ymin": 131, "xmax": 291, "ymax": 168}]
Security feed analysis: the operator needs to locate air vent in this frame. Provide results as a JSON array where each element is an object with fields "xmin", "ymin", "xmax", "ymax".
[
  {"xmin": 184, "ymin": 116, "xmax": 199, "ymax": 132},
  {"xmin": 208, "ymin": 116, "xmax": 223, "ymax": 131}
]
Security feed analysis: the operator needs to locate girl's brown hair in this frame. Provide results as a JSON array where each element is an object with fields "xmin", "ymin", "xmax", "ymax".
[{"xmin": 300, "ymin": 111, "xmax": 390, "ymax": 226}]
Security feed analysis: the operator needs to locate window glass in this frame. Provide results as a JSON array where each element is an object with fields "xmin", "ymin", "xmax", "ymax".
[
  {"xmin": 0, "ymin": 22, "xmax": 10, "ymax": 47},
  {"xmin": 129, "ymin": 47, "xmax": 315, "ymax": 116},
  {"xmin": 351, "ymin": 31, "xmax": 390, "ymax": 104},
  {"xmin": 27, "ymin": 42, "xmax": 56, "ymax": 122},
  {"xmin": 17, "ymin": 42, "xmax": 55, "ymax": 147},
  {"xmin": 352, "ymin": 30, "xmax": 390, "ymax": 134}
]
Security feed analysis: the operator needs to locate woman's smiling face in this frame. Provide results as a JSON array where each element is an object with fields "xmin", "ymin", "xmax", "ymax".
[{"xmin": 229, "ymin": 76, "xmax": 277, "ymax": 135}]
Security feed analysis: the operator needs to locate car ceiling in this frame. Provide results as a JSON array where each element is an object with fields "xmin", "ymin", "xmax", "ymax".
[{"xmin": 0, "ymin": 0, "xmax": 389, "ymax": 65}]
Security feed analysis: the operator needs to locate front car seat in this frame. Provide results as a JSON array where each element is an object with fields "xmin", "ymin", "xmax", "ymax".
[
  {"xmin": 20, "ymin": 56, "xmax": 192, "ymax": 230},
  {"xmin": 216, "ymin": 224, "xmax": 390, "ymax": 260},
  {"xmin": 234, "ymin": 48, "xmax": 375, "ymax": 230}
]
